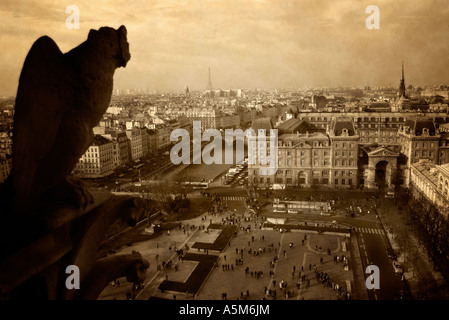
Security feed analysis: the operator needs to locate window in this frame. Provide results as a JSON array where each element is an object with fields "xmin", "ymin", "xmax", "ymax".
[
  {"xmin": 341, "ymin": 179, "xmax": 345, "ymax": 185},
  {"xmin": 335, "ymin": 179, "xmax": 338, "ymax": 185}
]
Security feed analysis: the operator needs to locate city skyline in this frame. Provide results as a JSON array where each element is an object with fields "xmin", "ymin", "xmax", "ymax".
[{"xmin": 1, "ymin": 0, "xmax": 449, "ymax": 96}]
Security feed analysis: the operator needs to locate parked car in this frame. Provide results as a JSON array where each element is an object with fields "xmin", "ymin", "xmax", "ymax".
[
  {"xmin": 386, "ymin": 248, "xmax": 397, "ymax": 260},
  {"xmin": 392, "ymin": 261, "xmax": 403, "ymax": 274}
]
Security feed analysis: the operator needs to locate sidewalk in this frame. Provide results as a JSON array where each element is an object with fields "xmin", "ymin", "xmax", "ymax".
[
  {"xmin": 348, "ymin": 233, "xmax": 369, "ymax": 300},
  {"xmin": 380, "ymin": 204, "xmax": 449, "ymax": 299}
]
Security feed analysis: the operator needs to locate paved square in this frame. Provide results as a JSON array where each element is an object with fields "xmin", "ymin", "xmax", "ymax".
[
  {"xmin": 197, "ymin": 229, "xmax": 351, "ymax": 300},
  {"xmin": 98, "ymin": 210, "xmax": 355, "ymax": 300}
]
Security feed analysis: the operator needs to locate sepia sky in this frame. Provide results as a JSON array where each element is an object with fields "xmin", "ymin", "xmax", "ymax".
[{"xmin": 0, "ymin": 0, "xmax": 449, "ymax": 96}]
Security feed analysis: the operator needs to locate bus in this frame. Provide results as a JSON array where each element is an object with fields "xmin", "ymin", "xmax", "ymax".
[
  {"xmin": 190, "ymin": 181, "xmax": 209, "ymax": 189},
  {"xmin": 133, "ymin": 163, "xmax": 144, "ymax": 169}
]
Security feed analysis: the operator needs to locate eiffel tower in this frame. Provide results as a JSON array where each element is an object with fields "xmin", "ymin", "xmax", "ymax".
[{"xmin": 206, "ymin": 67, "xmax": 213, "ymax": 91}]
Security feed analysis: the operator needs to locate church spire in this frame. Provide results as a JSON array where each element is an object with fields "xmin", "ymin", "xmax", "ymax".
[
  {"xmin": 399, "ymin": 61, "xmax": 406, "ymax": 98},
  {"xmin": 402, "ymin": 61, "xmax": 404, "ymax": 82}
]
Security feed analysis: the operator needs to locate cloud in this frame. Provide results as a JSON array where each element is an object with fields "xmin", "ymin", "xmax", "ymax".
[{"xmin": 1, "ymin": 0, "xmax": 449, "ymax": 96}]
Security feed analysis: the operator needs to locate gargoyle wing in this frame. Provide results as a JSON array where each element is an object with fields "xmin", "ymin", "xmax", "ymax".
[{"xmin": 12, "ymin": 36, "xmax": 70, "ymax": 203}]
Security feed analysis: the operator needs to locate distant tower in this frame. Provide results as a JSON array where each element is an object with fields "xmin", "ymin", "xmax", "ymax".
[
  {"xmin": 185, "ymin": 85, "xmax": 190, "ymax": 96},
  {"xmin": 398, "ymin": 61, "xmax": 406, "ymax": 98},
  {"xmin": 206, "ymin": 67, "xmax": 214, "ymax": 91}
]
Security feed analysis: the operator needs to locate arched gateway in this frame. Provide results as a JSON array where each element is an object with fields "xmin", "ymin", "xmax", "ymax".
[{"xmin": 364, "ymin": 146, "xmax": 399, "ymax": 189}]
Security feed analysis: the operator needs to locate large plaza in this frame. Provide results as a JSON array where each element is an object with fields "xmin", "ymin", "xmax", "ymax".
[{"xmin": 98, "ymin": 207, "xmax": 359, "ymax": 301}]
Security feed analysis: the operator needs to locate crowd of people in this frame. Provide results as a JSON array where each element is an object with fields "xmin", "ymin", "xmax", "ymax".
[
  {"xmin": 118, "ymin": 200, "xmax": 353, "ymax": 301},
  {"xmin": 314, "ymin": 267, "xmax": 352, "ymax": 300}
]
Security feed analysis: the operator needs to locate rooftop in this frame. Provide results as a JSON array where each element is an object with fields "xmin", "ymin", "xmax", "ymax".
[
  {"xmin": 331, "ymin": 117, "xmax": 356, "ymax": 136},
  {"xmin": 404, "ymin": 116, "xmax": 437, "ymax": 136},
  {"xmin": 276, "ymin": 118, "xmax": 309, "ymax": 134},
  {"xmin": 92, "ymin": 134, "xmax": 112, "ymax": 146},
  {"xmin": 411, "ymin": 160, "xmax": 439, "ymax": 188},
  {"xmin": 251, "ymin": 117, "xmax": 275, "ymax": 132}
]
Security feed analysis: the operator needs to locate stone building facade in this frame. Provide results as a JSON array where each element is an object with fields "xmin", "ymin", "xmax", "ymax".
[{"xmin": 248, "ymin": 113, "xmax": 449, "ymax": 190}]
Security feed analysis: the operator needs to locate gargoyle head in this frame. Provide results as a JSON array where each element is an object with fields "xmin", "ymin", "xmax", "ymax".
[{"xmin": 88, "ymin": 25, "xmax": 131, "ymax": 68}]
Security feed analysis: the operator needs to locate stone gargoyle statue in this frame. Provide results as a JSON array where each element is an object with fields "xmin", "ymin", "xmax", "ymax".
[
  {"xmin": 0, "ymin": 26, "xmax": 150, "ymax": 300},
  {"xmin": 8, "ymin": 25, "xmax": 130, "ymax": 214}
]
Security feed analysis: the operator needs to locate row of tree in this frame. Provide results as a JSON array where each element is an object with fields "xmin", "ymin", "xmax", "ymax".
[
  {"xmin": 141, "ymin": 178, "xmax": 194, "ymax": 215},
  {"xmin": 395, "ymin": 187, "xmax": 449, "ymax": 292}
]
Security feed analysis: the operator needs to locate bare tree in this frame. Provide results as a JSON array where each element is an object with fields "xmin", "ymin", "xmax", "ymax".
[
  {"xmin": 171, "ymin": 176, "xmax": 194, "ymax": 199},
  {"xmin": 146, "ymin": 180, "xmax": 174, "ymax": 214},
  {"xmin": 247, "ymin": 174, "xmax": 261, "ymax": 200}
]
